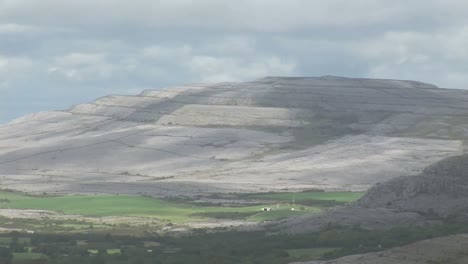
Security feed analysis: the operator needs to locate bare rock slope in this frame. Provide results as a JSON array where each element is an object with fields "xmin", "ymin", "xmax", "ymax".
[{"xmin": 0, "ymin": 76, "xmax": 467, "ymax": 196}]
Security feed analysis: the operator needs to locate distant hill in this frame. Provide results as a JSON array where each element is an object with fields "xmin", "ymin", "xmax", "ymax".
[{"xmin": 0, "ymin": 76, "xmax": 467, "ymax": 196}]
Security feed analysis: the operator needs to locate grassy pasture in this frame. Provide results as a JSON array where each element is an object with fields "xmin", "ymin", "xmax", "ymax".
[
  {"xmin": 0, "ymin": 190, "xmax": 363, "ymax": 223},
  {"xmin": 12, "ymin": 252, "xmax": 47, "ymax": 262},
  {"xmin": 246, "ymin": 191, "xmax": 363, "ymax": 203}
]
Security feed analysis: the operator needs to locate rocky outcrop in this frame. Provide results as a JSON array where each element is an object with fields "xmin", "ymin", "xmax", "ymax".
[
  {"xmin": 357, "ymin": 154, "xmax": 468, "ymax": 217},
  {"xmin": 267, "ymin": 207, "xmax": 427, "ymax": 235},
  {"xmin": 267, "ymin": 154, "xmax": 468, "ymax": 235},
  {"xmin": 0, "ymin": 76, "xmax": 467, "ymax": 196}
]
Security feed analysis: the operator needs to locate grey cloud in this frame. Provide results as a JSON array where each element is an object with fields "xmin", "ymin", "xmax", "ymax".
[
  {"xmin": 0, "ymin": 23, "xmax": 40, "ymax": 35},
  {"xmin": 1, "ymin": 0, "xmax": 468, "ymax": 123},
  {"xmin": 2, "ymin": 0, "xmax": 468, "ymax": 32}
]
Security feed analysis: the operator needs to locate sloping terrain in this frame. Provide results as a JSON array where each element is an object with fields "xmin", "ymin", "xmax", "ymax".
[
  {"xmin": 266, "ymin": 207, "xmax": 428, "ymax": 235},
  {"xmin": 292, "ymin": 234, "xmax": 468, "ymax": 264},
  {"xmin": 357, "ymin": 154, "xmax": 468, "ymax": 217},
  {"xmin": 0, "ymin": 76, "xmax": 467, "ymax": 196},
  {"xmin": 269, "ymin": 153, "xmax": 468, "ymax": 236}
]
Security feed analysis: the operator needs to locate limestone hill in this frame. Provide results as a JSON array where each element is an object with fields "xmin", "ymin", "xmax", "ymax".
[{"xmin": 0, "ymin": 76, "xmax": 467, "ymax": 196}]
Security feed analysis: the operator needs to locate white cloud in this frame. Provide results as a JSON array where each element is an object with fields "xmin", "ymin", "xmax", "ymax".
[
  {"xmin": 54, "ymin": 53, "xmax": 107, "ymax": 66},
  {"xmin": 204, "ymin": 35, "xmax": 257, "ymax": 55},
  {"xmin": 189, "ymin": 55, "xmax": 296, "ymax": 82},
  {"xmin": 139, "ymin": 39, "xmax": 296, "ymax": 82},
  {"xmin": 0, "ymin": 55, "xmax": 34, "ymax": 74},
  {"xmin": 352, "ymin": 27, "xmax": 468, "ymax": 88},
  {"xmin": 275, "ymin": 24, "xmax": 468, "ymax": 88},
  {"xmin": 0, "ymin": 81, "xmax": 8, "ymax": 90},
  {"xmin": 0, "ymin": 56, "xmax": 7, "ymax": 69},
  {"xmin": 46, "ymin": 52, "xmax": 131, "ymax": 81},
  {"xmin": 355, "ymin": 28, "xmax": 468, "ymax": 61},
  {"xmin": 0, "ymin": 23, "xmax": 39, "ymax": 34},
  {"xmin": 142, "ymin": 45, "xmax": 192, "ymax": 59}
]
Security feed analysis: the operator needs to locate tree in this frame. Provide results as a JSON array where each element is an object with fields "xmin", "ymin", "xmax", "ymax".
[
  {"xmin": 9, "ymin": 236, "xmax": 26, "ymax": 253},
  {"xmin": 0, "ymin": 247, "xmax": 13, "ymax": 264}
]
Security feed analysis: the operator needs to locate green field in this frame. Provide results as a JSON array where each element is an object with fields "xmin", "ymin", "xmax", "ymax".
[
  {"xmin": 0, "ymin": 192, "xmax": 264, "ymax": 222},
  {"xmin": 12, "ymin": 252, "xmax": 47, "ymax": 262},
  {"xmin": 0, "ymin": 237, "xmax": 30, "ymax": 244},
  {"xmin": 0, "ymin": 190, "xmax": 363, "ymax": 224},
  {"xmin": 248, "ymin": 208, "xmax": 319, "ymax": 222},
  {"xmin": 246, "ymin": 191, "xmax": 363, "ymax": 203}
]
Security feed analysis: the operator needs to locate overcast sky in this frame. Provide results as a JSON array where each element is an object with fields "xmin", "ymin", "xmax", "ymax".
[{"xmin": 1, "ymin": 0, "xmax": 468, "ymax": 123}]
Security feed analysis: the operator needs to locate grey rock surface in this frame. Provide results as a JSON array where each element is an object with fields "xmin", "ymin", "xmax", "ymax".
[
  {"xmin": 271, "ymin": 154, "xmax": 468, "ymax": 234},
  {"xmin": 0, "ymin": 76, "xmax": 467, "ymax": 196},
  {"xmin": 357, "ymin": 154, "xmax": 468, "ymax": 217},
  {"xmin": 267, "ymin": 207, "xmax": 427, "ymax": 234}
]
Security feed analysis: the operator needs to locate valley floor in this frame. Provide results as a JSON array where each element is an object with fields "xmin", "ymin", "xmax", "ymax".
[{"xmin": 0, "ymin": 190, "xmax": 361, "ymax": 233}]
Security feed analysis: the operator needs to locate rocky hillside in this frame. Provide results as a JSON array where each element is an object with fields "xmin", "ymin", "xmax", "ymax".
[
  {"xmin": 292, "ymin": 234, "xmax": 468, "ymax": 264},
  {"xmin": 266, "ymin": 207, "xmax": 427, "ymax": 235},
  {"xmin": 0, "ymin": 76, "xmax": 467, "ymax": 196},
  {"xmin": 357, "ymin": 154, "xmax": 468, "ymax": 217},
  {"xmin": 271, "ymin": 154, "xmax": 468, "ymax": 235}
]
